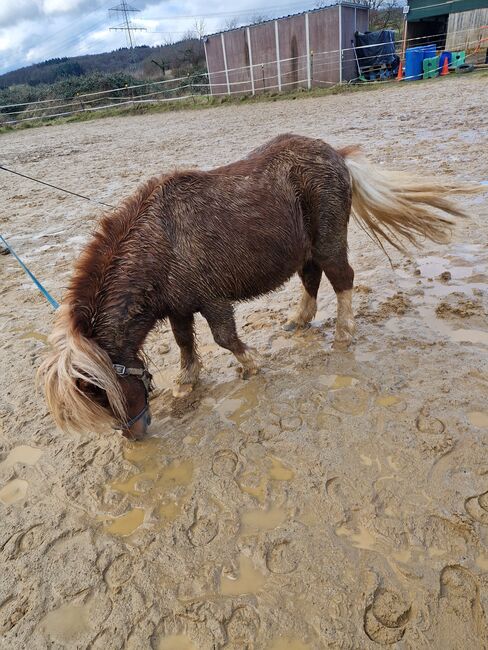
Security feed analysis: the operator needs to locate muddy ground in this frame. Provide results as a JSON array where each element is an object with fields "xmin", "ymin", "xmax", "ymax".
[{"xmin": 1, "ymin": 74, "xmax": 487, "ymax": 650}]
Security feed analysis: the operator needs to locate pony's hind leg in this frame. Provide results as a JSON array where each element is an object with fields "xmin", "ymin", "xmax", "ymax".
[
  {"xmin": 284, "ymin": 260, "xmax": 322, "ymax": 331},
  {"xmin": 323, "ymin": 259, "xmax": 355, "ymax": 348},
  {"xmin": 169, "ymin": 314, "xmax": 201, "ymax": 398},
  {"xmin": 201, "ymin": 301, "xmax": 258, "ymax": 379}
]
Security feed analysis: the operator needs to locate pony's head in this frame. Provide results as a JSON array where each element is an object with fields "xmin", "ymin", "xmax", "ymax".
[{"xmin": 39, "ymin": 305, "xmax": 151, "ymax": 439}]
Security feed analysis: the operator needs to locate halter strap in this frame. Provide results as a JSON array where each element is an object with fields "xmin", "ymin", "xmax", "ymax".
[
  {"xmin": 112, "ymin": 363, "xmax": 153, "ymax": 431},
  {"xmin": 118, "ymin": 402, "xmax": 150, "ymax": 430},
  {"xmin": 113, "ymin": 364, "xmax": 153, "ymax": 393}
]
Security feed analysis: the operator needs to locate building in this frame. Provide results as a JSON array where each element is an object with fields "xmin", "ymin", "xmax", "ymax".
[
  {"xmin": 406, "ymin": 0, "xmax": 488, "ymax": 62},
  {"xmin": 203, "ymin": 3, "xmax": 369, "ymax": 96}
]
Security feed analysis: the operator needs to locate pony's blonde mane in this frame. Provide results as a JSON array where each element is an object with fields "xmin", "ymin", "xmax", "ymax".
[
  {"xmin": 39, "ymin": 305, "xmax": 127, "ymax": 433},
  {"xmin": 39, "ymin": 176, "xmax": 165, "ymax": 433}
]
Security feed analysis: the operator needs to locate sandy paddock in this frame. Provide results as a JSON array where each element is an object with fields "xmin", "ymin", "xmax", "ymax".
[{"xmin": 0, "ymin": 74, "xmax": 487, "ymax": 650}]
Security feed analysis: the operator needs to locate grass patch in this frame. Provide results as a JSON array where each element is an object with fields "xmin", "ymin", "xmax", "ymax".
[{"xmin": 0, "ymin": 69, "xmax": 486, "ymax": 135}]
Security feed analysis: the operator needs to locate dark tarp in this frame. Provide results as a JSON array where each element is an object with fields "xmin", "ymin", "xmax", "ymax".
[{"xmin": 354, "ymin": 29, "xmax": 398, "ymax": 69}]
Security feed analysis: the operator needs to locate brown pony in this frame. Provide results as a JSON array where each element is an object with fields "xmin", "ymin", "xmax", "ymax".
[{"xmin": 39, "ymin": 134, "xmax": 473, "ymax": 439}]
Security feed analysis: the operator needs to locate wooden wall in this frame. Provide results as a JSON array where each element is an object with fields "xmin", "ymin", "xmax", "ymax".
[
  {"xmin": 446, "ymin": 8, "xmax": 488, "ymax": 63},
  {"xmin": 205, "ymin": 5, "xmax": 369, "ymax": 95}
]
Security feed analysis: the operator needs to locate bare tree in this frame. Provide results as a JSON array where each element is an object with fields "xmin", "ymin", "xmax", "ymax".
[
  {"xmin": 250, "ymin": 14, "xmax": 268, "ymax": 24},
  {"xmin": 193, "ymin": 19, "xmax": 207, "ymax": 39},
  {"xmin": 223, "ymin": 17, "xmax": 240, "ymax": 31}
]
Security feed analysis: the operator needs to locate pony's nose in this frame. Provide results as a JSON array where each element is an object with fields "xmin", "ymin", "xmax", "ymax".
[{"xmin": 146, "ymin": 411, "xmax": 152, "ymax": 426}]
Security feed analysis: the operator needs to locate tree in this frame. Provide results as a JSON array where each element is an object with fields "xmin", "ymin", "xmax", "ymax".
[
  {"xmin": 223, "ymin": 17, "xmax": 240, "ymax": 31},
  {"xmin": 316, "ymin": 0, "xmax": 403, "ymax": 31},
  {"xmin": 193, "ymin": 19, "xmax": 207, "ymax": 39}
]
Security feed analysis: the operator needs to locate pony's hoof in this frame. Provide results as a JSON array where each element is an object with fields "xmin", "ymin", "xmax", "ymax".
[
  {"xmin": 283, "ymin": 320, "xmax": 310, "ymax": 332},
  {"xmin": 173, "ymin": 383, "xmax": 194, "ymax": 398},
  {"xmin": 333, "ymin": 335, "xmax": 353, "ymax": 350},
  {"xmin": 237, "ymin": 365, "xmax": 259, "ymax": 380},
  {"xmin": 283, "ymin": 320, "xmax": 297, "ymax": 331}
]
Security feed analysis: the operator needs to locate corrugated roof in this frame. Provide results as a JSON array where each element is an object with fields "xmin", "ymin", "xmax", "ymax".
[{"xmin": 203, "ymin": 2, "xmax": 369, "ymax": 38}]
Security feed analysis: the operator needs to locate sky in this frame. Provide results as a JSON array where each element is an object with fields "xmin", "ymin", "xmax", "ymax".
[{"xmin": 0, "ymin": 0, "xmax": 319, "ymax": 74}]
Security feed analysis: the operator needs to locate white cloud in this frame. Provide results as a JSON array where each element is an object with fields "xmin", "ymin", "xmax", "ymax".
[{"xmin": 0, "ymin": 0, "xmax": 315, "ymax": 75}]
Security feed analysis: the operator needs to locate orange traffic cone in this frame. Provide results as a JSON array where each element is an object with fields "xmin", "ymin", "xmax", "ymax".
[
  {"xmin": 397, "ymin": 61, "xmax": 403, "ymax": 81},
  {"xmin": 440, "ymin": 56, "xmax": 449, "ymax": 76}
]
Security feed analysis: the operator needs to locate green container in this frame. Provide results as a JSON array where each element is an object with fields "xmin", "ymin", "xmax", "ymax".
[
  {"xmin": 423, "ymin": 56, "xmax": 440, "ymax": 79},
  {"xmin": 451, "ymin": 51, "xmax": 466, "ymax": 67}
]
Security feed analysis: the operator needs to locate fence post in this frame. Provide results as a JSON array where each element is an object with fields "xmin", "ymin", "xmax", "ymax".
[
  {"xmin": 221, "ymin": 32, "xmax": 231, "ymax": 95},
  {"xmin": 305, "ymin": 12, "xmax": 311, "ymax": 89},
  {"xmin": 339, "ymin": 3, "xmax": 343, "ymax": 84},
  {"xmin": 203, "ymin": 39, "xmax": 213, "ymax": 97},
  {"xmin": 274, "ymin": 20, "xmax": 282, "ymax": 92},
  {"xmin": 246, "ymin": 27, "xmax": 255, "ymax": 96}
]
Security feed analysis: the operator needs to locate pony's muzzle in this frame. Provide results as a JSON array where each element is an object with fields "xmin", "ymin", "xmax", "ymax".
[{"xmin": 122, "ymin": 408, "xmax": 151, "ymax": 440}]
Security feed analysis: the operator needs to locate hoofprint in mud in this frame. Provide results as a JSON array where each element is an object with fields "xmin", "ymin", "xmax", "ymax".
[{"xmin": 1, "ymin": 74, "xmax": 488, "ymax": 649}]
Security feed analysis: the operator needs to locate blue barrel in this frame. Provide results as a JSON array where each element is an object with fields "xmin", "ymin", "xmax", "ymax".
[
  {"xmin": 405, "ymin": 47, "xmax": 424, "ymax": 81},
  {"xmin": 422, "ymin": 44, "xmax": 437, "ymax": 60}
]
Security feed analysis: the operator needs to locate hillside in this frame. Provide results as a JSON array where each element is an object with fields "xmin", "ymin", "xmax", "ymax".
[{"xmin": 0, "ymin": 39, "xmax": 205, "ymax": 89}]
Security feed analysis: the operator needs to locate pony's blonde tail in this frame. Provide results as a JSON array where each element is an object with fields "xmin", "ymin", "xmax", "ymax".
[
  {"xmin": 38, "ymin": 304, "xmax": 127, "ymax": 434},
  {"xmin": 339, "ymin": 146, "xmax": 478, "ymax": 252}
]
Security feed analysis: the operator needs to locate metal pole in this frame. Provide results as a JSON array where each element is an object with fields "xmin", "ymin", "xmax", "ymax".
[
  {"xmin": 247, "ymin": 27, "xmax": 255, "ymax": 96},
  {"xmin": 305, "ymin": 12, "xmax": 311, "ymax": 89},
  {"xmin": 339, "ymin": 4, "xmax": 343, "ymax": 84},
  {"xmin": 221, "ymin": 32, "xmax": 231, "ymax": 95},
  {"xmin": 203, "ymin": 39, "xmax": 212, "ymax": 96},
  {"xmin": 402, "ymin": 10, "xmax": 409, "ymax": 65},
  {"xmin": 275, "ymin": 20, "xmax": 282, "ymax": 91}
]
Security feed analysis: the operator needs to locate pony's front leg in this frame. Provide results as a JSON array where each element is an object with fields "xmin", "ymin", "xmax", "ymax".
[
  {"xmin": 201, "ymin": 301, "xmax": 259, "ymax": 379},
  {"xmin": 169, "ymin": 314, "xmax": 201, "ymax": 398}
]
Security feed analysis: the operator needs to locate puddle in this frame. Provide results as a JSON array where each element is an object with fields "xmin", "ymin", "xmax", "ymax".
[
  {"xmin": 104, "ymin": 508, "xmax": 145, "ymax": 536},
  {"xmin": 415, "ymin": 307, "xmax": 488, "ymax": 346},
  {"xmin": 376, "ymin": 395, "xmax": 402, "ymax": 407},
  {"xmin": 39, "ymin": 604, "xmax": 90, "ymax": 643},
  {"xmin": 269, "ymin": 457, "xmax": 295, "ymax": 480},
  {"xmin": 241, "ymin": 506, "xmax": 287, "ymax": 534},
  {"xmin": 238, "ymin": 477, "xmax": 268, "ymax": 504},
  {"xmin": 215, "ymin": 380, "xmax": 261, "ymax": 425},
  {"xmin": 330, "ymin": 387, "xmax": 369, "ymax": 415},
  {"xmin": 476, "ymin": 555, "xmax": 488, "ymax": 571},
  {"xmin": 0, "ymin": 445, "xmax": 43, "ymax": 469},
  {"xmin": 450, "ymin": 329, "xmax": 488, "ymax": 345},
  {"xmin": 335, "ymin": 524, "xmax": 376, "ymax": 551},
  {"xmin": 221, "ymin": 555, "xmax": 266, "ymax": 596},
  {"xmin": 468, "ymin": 411, "xmax": 488, "ymax": 428},
  {"xmin": 106, "ymin": 439, "xmax": 194, "ymax": 527},
  {"xmin": 392, "ymin": 549, "xmax": 412, "ymax": 563},
  {"xmin": 266, "ymin": 639, "xmax": 311, "ymax": 650},
  {"xmin": 158, "ymin": 634, "xmax": 196, "ymax": 650},
  {"xmin": 111, "ymin": 458, "xmax": 193, "ymax": 497},
  {"xmin": 238, "ymin": 457, "xmax": 294, "ymax": 504},
  {"xmin": 318, "ymin": 374, "xmax": 359, "ymax": 390},
  {"xmin": 20, "ymin": 330, "xmax": 48, "ymax": 344},
  {"xmin": 0, "ymin": 479, "xmax": 29, "ymax": 504},
  {"xmin": 415, "ymin": 255, "xmax": 475, "ymax": 280}
]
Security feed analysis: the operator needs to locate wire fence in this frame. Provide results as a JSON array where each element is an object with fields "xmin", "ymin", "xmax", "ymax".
[{"xmin": 1, "ymin": 25, "xmax": 486, "ymax": 126}]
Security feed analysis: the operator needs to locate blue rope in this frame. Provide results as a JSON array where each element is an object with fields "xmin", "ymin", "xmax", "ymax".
[{"xmin": 0, "ymin": 234, "xmax": 59, "ymax": 310}]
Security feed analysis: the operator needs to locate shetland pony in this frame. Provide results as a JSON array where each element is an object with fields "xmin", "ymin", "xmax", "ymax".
[{"xmin": 39, "ymin": 134, "xmax": 473, "ymax": 438}]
